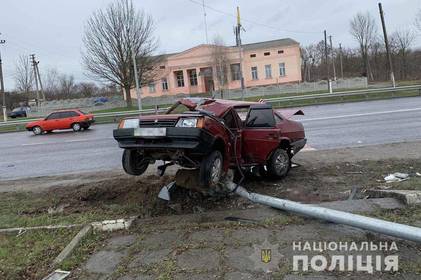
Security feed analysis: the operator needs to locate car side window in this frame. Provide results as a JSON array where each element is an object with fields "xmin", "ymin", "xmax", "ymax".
[
  {"xmin": 46, "ymin": 113, "xmax": 60, "ymax": 120},
  {"xmin": 68, "ymin": 111, "xmax": 79, "ymax": 117},
  {"xmin": 223, "ymin": 111, "xmax": 239, "ymax": 129},
  {"xmin": 246, "ymin": 108, "xmax": 275, "ymax": 128}
]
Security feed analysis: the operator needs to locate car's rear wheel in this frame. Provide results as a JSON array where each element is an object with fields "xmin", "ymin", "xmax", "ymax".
[
  {"xmin": 200, "ymin": 150, "xmax": 223, "ymax": 188},
  {"xmin": 72, "ymin": 123, "xmax": 81, "ymax": 132},
  {"xmin": 32, "ymin": 126, "xmax": 43, "ymax": 135},
  {"xmin": 267, "ymin": 148, "xmax": 291, "ymax": 179},
  {"xmin": 122, "ymin": 149, "xmax": 149, "ymax": 176}
]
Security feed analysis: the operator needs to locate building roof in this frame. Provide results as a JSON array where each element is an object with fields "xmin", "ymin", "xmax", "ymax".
[
  {"xmin": 155, "ymin": 38, "xmax": 298, "ymax": 61},
  {"xmin": 239, "ymin": 38, "xmax": 299, "ymax": 51}
]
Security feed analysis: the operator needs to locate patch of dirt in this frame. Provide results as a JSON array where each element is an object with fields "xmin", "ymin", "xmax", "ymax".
[{"xmin": 1, "ymin": 141, "xmax": 421, "ymax": 221}]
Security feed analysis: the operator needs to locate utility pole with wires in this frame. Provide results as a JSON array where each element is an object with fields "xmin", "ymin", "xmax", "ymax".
[
  {"xmin": 202, "ymin": 0, "xmax": 209, "ymax": 44},
  {"xmin": 339, "ymin": 43, "xmax": 344, "ymax": 80},
  {"xmin": 378, "ymin": 2, "xmax": 396, "ymax": 88},
  {"xmin": 0, "ymin": 35, "xmax": 6, "ymax": 122},
  {"xmin": 329, "ymin": 35, "xmax": 337, "ymax": 81},
  {"xmin": 235, "ymin": 6, "xmax": 245, "ymax": 100},
  {"xmin": 30, "ymin": 54, "xmax": 45, "ymax": 105}
]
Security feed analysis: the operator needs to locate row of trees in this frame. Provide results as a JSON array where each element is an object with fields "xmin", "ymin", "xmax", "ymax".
[
  {"xmin": 301, "ymin": 10, "xmax": 421, "ymax": 82},
  {"xmin": 13, "ymin": 57, "xmax": 119, "ymax": 101}
]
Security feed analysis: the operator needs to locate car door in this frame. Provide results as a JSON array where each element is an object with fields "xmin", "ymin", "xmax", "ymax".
[
  {"xmin": 222, "ymin": 109, "xmax": 242, "ymax": 164},
  {"xmin": 43, "ymin": 112, "xmax": 61, "ymax": 130},
  {"xmin": 241, "ymin": 104, "xmax": 280, "ymax": 164},
  {"xmin": 62, "ymin": 111, "xmax": 79, "ymax": 129}
]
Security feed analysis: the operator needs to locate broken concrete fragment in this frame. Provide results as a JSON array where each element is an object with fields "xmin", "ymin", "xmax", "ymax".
[{"xmin": 91, "ymin": 217, "xmax": 136, "ymax": 232}]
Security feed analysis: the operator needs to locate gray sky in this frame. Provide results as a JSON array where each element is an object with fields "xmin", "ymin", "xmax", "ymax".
[{"xmin": 1, "ymin": 0, "xmax": 420, "ymax": 90}]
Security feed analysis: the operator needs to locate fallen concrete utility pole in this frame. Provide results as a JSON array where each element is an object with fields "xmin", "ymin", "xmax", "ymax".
[{"xmin": 224, "ymin": 181, "xmax": 421, "ymax": 243}]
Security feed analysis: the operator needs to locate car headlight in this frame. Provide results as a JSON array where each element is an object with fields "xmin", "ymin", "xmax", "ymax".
[
  {"xmin": 176, "ymin": 117, "xmax": 198, "ymax": 128},
  {"xmin": 119, "ymin": 118, "xmax": 139, "ymax": 128}
]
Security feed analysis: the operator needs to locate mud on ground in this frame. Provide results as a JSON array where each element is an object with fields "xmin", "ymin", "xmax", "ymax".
[{"xmin": 1, "ymin": 141, "xmax": 420, "ymax": 229}]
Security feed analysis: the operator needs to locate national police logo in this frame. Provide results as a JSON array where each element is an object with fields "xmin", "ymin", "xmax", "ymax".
[
  {"xmin": 249, "ymin": 239, "xmax": 282, "ymax": 273},
  {"xmin": 261, "ymin": 248, "xmax": 272, "ymax": 263}
]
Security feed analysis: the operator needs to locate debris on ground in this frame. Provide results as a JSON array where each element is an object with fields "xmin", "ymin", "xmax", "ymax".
[
  {"xmin": 384, "ymin": 172, "xmax": 409, "ymax": 183},
  {"xmin": 42, "ymin": 270, "xmax": 70, "ymax": 280}
]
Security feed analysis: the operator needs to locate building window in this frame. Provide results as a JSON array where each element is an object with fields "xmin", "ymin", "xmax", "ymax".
[
  {"xmin": 251, "ymin": 66, "xmax": 258, "ymax": 80},
  {"xmin": 159, "ymin": 65, "xmax": 166, "ymax": 69},
  {"xmin": 250, "ymin": 54, "xmax": 256, "ymax": 58},
  {"xmin": 148, "ymin": 83, "xmax": 156, "ymax": 93},
  {"xmin": 230, "ymin": 63, "xmax": 241, "ymax": 81},
  {"xmin": 175, "ymin": 71, "xmax": 184, "ymax": 87},
  {"xmin": 278, "ymin": 50, "xmax": 284, "ymax": 54},
  {"xmin": 188, "ymin": 69, "xmax": 198, "ymax": 86},
  {"xmin": 264, "ymin": 52, "xmax": 270, "ymax": 56},
  {"xmin": 279, "ymin": 63, "xmax": 286, "ymax": 77},
  {"xmin": 161, "ymin": 78, "xmax": 168, "ymax": 91},
  {"xmin": 265, "ymin": 65, "xmax": 272, "ymax": 79}
]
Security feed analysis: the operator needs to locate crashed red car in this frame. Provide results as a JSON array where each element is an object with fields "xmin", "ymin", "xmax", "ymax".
[{"xmin": 113, "ymin": 98, "xmax": 306, "ymax": 187}]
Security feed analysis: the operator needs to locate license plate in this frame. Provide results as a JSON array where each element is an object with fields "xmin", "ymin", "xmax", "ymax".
[{"xmin": 134, "ymin": 127, "xmax": 166, "ymax": 137}]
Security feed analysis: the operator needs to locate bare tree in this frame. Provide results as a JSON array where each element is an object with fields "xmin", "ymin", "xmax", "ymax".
[
  {"xmin": 43, "ymin": 67, "xmax": 59, "ymax": 98},
  {"xmin": 14, "ymin": 55, "xmax": 33, "ymax": 94},
  {"xmin": 211, "ymin": 35, "xmax": 229, "ymax": 98},
  {"xmin": 415, "ymin": 9, "xmax": 421, "ymax": 32},
  {"xmin": 350, "ymin": 12, "xmax": 377, "ymax": 80},
  {"xmin": 82, "ymin": 0, "xmax": 158, "ymax": 107},
  {"xmin": 58, "ymin": 74, "xmax": 76, "ymax": 97},
  {"xmin": 390, "ymin": 29, "xmax": 415, "ymax": 79}
]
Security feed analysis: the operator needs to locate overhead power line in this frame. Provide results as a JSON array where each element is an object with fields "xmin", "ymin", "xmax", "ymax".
[{"xmin": 187, "ymin": 0, "xmax": 320, "ymax": 35}]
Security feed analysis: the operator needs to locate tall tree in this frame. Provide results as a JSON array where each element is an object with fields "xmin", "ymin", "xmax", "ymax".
[
  {"xmin": 415, "ymin": 9, "xmax": 421, "ymax": 32},
  {"xmin": 14, "ymin": 55, "xmax": 33, "ymax": 94},
  {"xmin": 350, "ymin": 12, "xmax": 377, "ymax": 80},
  {"xmin": 390, "ymin": 29, "xmax": 415, "ymax": 79},
  {"xmin": 82, "ymin": 0, "xmax": 158, "ymax": 107},
  {"xmin": 211, "ymin": 36, "xmax": 229, "ymax": 98}
]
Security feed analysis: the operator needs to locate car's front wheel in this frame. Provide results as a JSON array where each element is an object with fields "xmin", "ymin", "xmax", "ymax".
[
  {"xmin": 267, "ymin": 148, "xmax": 291, "ymax": 179},
  {"xmin": 72, "ymin": 123, "xmax": 81, "ymax": 132},
  {"xmin": 122, "ymin": 149, "xmax": 149, "ymax": 176},
  {"xmin": 200, "ymin": 150, "xmax": 223, "ymax": 188},
  {"xmin": 32, "ymin": 126, "xmax": 43, "ymax": 136}
]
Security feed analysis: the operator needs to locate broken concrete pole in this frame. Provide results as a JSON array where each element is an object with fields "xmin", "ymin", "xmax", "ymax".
[{"xmin": 53, "ymin": 225, "xmax": 92, "ymax": 265}]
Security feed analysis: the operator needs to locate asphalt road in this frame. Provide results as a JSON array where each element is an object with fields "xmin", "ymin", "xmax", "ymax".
[{"xmin": 1, "ymin": 97, "xmax": 420, "ymax": 180}]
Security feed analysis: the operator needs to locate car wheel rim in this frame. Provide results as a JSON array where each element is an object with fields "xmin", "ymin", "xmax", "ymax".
[
  {"xmin": 275, "ymin": 152, "xmax": 288, "ymax": 172},
  {"xmin": 74, "ymin": 124, "xmax": 80, "ymax": 130},
  {"xmin": 210, "ymin": 158, "xmax": 222, "ymax": 185},
  {"xmin": 34, "ymin": 127, "xmax": 40, "ymax": 134}
]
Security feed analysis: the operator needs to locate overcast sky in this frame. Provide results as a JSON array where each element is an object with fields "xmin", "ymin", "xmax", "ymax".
[{"xmin": 1, "ymin": 0, "xmax": 420, "ymax": 90}]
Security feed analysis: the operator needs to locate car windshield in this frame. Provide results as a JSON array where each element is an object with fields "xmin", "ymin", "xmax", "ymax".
[{"xmin": 12, "ymin": 108, "xmax": 22, "ymax": 112}]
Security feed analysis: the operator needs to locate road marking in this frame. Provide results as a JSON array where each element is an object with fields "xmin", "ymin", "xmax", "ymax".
[{"xmin": 300, "ymin": 107, "xmax": 421, "ymax": 122}]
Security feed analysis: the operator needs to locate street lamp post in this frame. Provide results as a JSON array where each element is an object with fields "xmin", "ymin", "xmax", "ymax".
[{"xmin": 0, "ymin": 38, "xmax": 6, "ymax": 122}]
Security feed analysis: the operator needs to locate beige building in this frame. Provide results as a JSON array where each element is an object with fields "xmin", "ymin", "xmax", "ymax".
[{"xmin": 131, "ymin": 38, "xmax": 301, "ymax": 99}]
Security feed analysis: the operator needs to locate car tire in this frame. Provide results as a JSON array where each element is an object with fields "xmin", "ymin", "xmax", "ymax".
[
  {"xmin": 200, "ymin": 150, "xmax": 223, "ymax": 188},
  {"xmin": 72, "ymin": 123, "xmax": 81, "ymax": 132},
  {"xmin": 122, "ymin": 149, "xmax": 149, "ymax": 176},
  {"xmin": 267, "ymin": 148, "xmax": 291, "ymax": 179},
  {"xmin": 32, "ymin": 126, "xmax": 43, "ymax": 136}
]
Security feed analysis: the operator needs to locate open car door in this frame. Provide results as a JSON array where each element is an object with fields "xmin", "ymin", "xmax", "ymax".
[{"xmin": 241, "ymin": 104, "xmax": 279, "ymax": 164}]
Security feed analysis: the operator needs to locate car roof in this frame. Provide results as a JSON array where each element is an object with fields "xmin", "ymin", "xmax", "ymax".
[
  {"xmin": 50, "ymin": 109, "xmax": 82, "ymax": 113},
  {"xmin": 180, "ymin": 98, "xmax": 262, "ymax": 117}
]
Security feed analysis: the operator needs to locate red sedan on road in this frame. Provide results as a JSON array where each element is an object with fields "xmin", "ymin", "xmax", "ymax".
[{"xmin": 26, "ymin": 109, "xmax": 95, "ymax": 135}]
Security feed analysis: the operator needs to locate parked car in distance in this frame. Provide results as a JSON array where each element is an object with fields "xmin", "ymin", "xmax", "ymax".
[
  {"xmin": 8, "ymin": 107, "xmax": 29, "ymax": 118},
  {"xmin": 26, "ymin": 109, "xmax": 94, "ymax": 135},
  {"xmin": 113, "ymin": 98, "xmax": 306, "ymax": 188}
]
